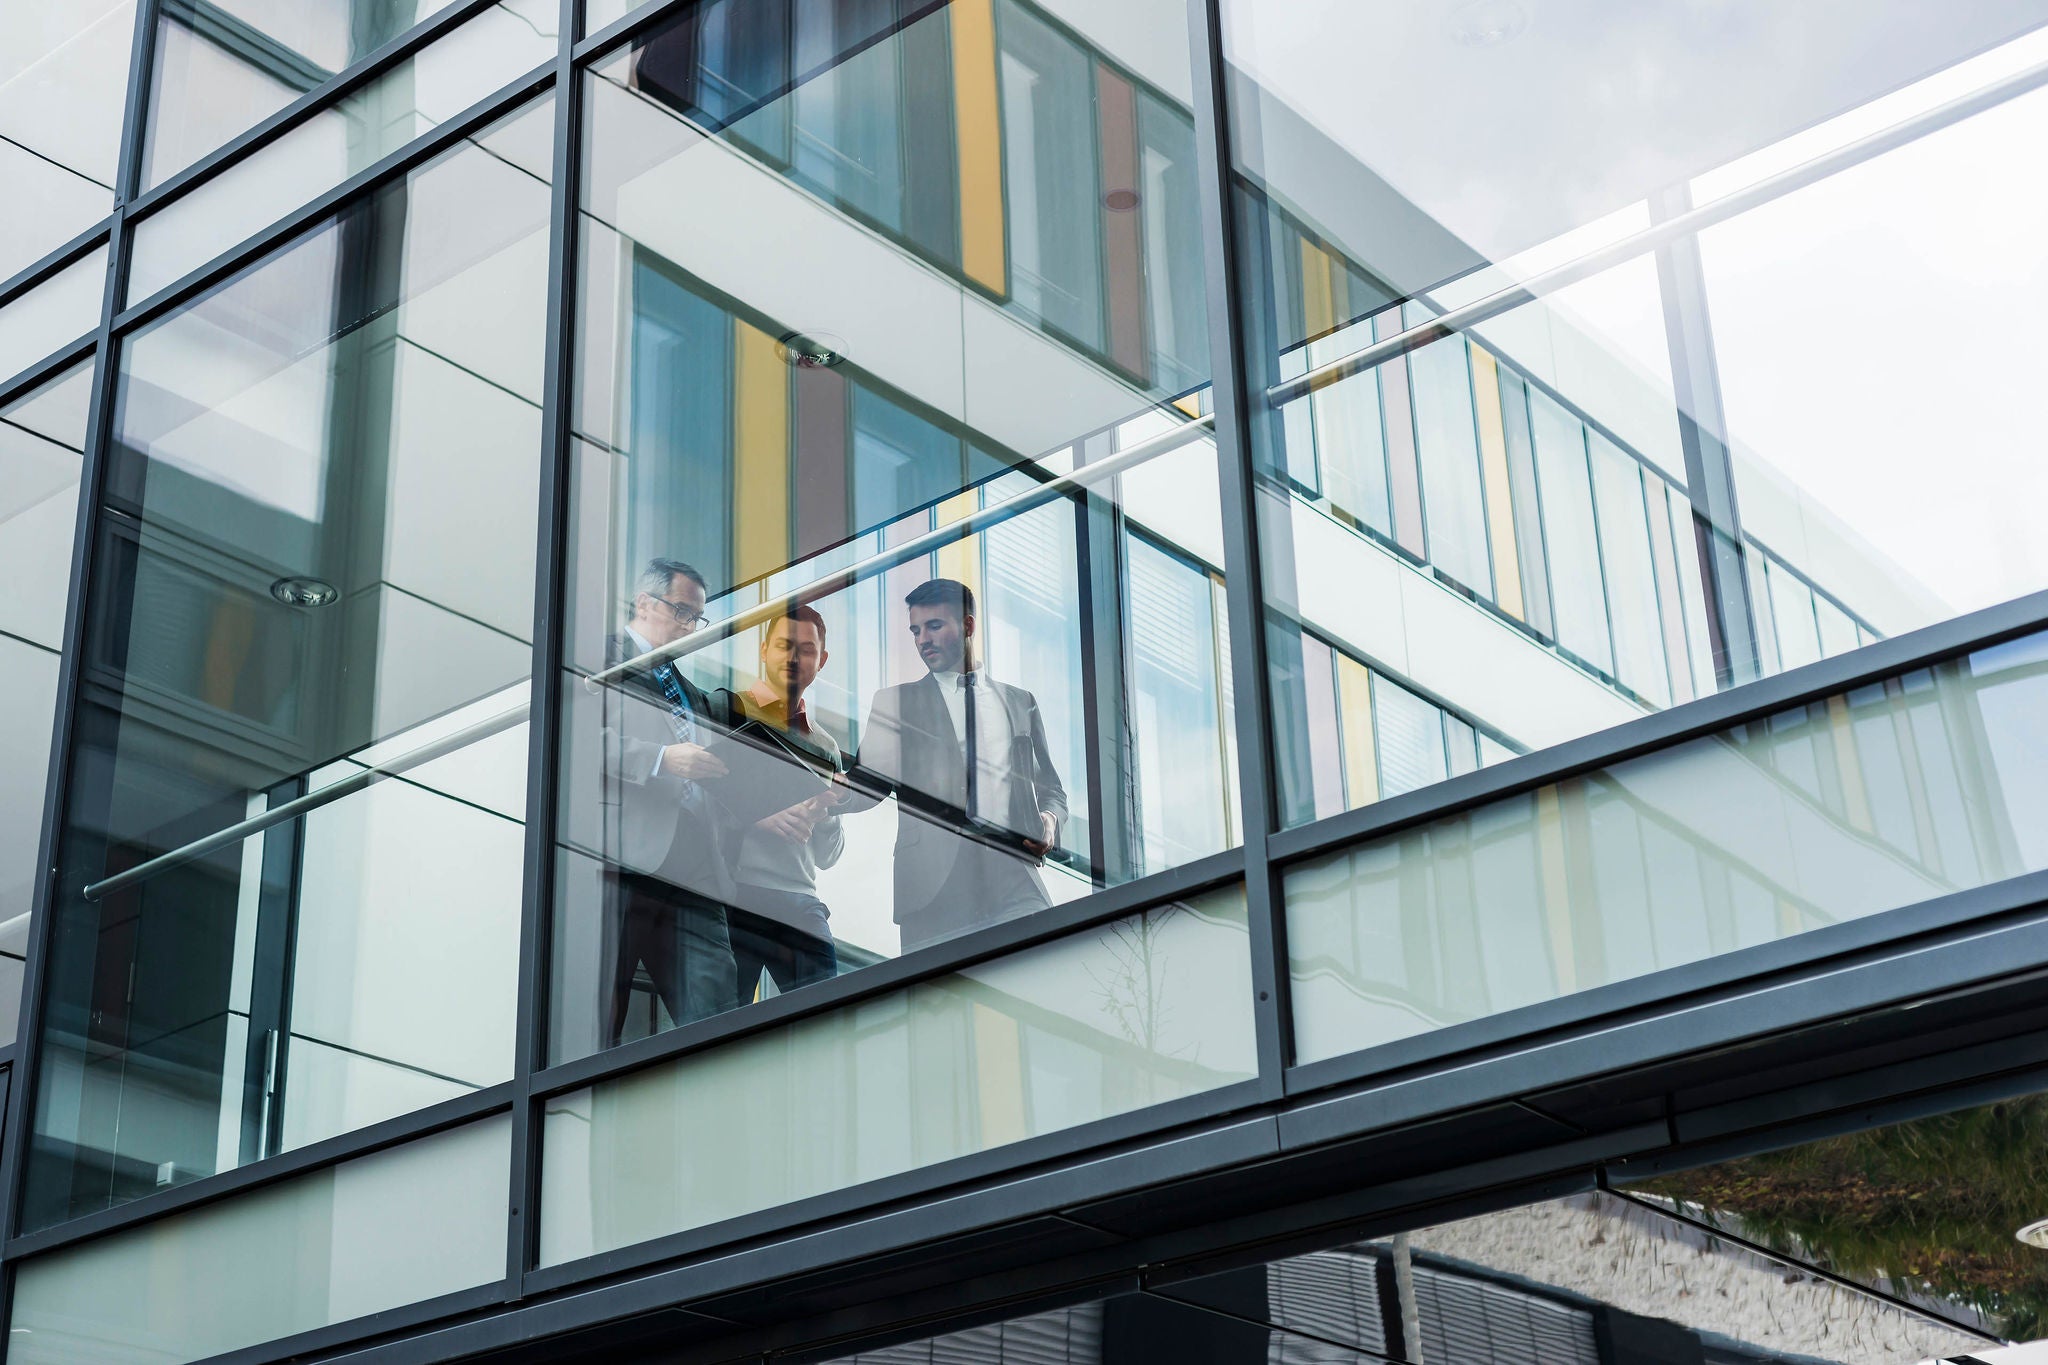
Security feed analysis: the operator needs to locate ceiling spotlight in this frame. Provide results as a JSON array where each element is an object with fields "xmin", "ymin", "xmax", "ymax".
[
  {"xmin": 777, "ymin": 331, "xmax": 847, "ymax": 369},
  {"xmin": 1103, "ymin": 188, "xmax": 1140, "ymax": 213},
  {"xmin": 1448, "ymin": 0, "xmax": 1529, "ymax": 47},
  {"xmin": 2016, "ymin": 1219, "xmax": 2048, "ymax": 1249},
  {"xmin": 270, "ymin": 576, "xmax": 339, "ymax": 608}
]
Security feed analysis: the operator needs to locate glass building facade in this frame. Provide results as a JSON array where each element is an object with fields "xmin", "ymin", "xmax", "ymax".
[{"xmin": 2, "ymin": 1, "xmax": 2048, "ymax": 1362}]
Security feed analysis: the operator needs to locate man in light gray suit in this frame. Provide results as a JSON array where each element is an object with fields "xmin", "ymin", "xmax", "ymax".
[
  {"xmin": 846, "ymin": 578, "xmax": 1068, "ymax": 953},
  {"xmin": 598, "ymin": 558, "xmax": 741, "ymax": 1044}
]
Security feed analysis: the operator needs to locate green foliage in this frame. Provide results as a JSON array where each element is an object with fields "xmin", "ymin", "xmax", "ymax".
[{"xmin": 1630, "ymin": 1097, "xmax": 2048, "ymax": 1340}]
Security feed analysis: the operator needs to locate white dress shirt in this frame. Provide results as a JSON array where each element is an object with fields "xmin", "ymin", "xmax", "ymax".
[{"xmin": 932, "ymin": 667, "xmax": 1017, "ymax": 829}]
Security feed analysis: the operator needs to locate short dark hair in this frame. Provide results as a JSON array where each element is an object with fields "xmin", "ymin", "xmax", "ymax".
[
  {"xmin": 904, "ymin": 577, "xmax": 973, "ymax": 620},
  {"xmin": 764, "ymin": 604, "xmax": 828, "ymax": 648},
  {"xmin": 636, "ymin": 557, "xmax": 708, "ymax": 602}
]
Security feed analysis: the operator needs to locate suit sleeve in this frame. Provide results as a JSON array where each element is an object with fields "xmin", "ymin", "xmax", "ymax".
[
  {"xmin": 836, "ymin": 688, "xmax": 899, "ymax": 813},
  {"xmin": 1025, "ymin": 695, "xmax": 1068, "ymax": 823}
]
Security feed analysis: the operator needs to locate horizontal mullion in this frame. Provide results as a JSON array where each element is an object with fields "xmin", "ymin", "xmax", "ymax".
[
  {"xmin": 179, "ymin": 1281, "xmax": 512, "ymax": 1365},
  {"xmin": 2, "ymin": 1082, "xmax": 514, "ymax": 1263},
  {"xmin": 0, "ymin": 334, "xmax": 98, "ymax": 412},
  {"xmin": 230, "ymin": 1116, "xmax": 1278, "ymax": 1365},
  {"xmin": 113, "ymin": 60, "xmax": 557, "ymax": 336},
  {"xmin": 532, "ymin": 846, "xmax": 1247, "ymax": 1100},
  {"xmin": 1277, "ymin": 872, "xmax": 2048, "ymax": 1150},
  {"xmin": 1279, "ymin": 865, "xmax": 2048, "ymax": 1105},
  {"xmin": 126, "ymin": 0, "xmax": 508, "ymax": 220},
  {"xmin": 1268, "ymin": 585, "xmax": 2048, "ymax": 868},
  {"xmin": 572, "ymin": 0, "xmax": 694, "ymax": 64},
  {"xmin": 0, "ymin": 221, "xmax": 113, "ymax": 313},
  {"xmin": 519, "ymin": 1080, "xmax": 1270, "ymax": 1296}
]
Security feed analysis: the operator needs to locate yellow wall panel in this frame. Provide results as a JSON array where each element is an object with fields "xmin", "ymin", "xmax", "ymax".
[
  {"xmin": 1469, "ymin": 347, "xmax": 1525, "ymax": 621},
  {"xmin": 733, "ymin": 320, "xmax": 789, "ymax": 584},
  {"xmin": 952, "ymin": 0, "xmax": 1006, "ymax": 294},
  {"xmin": 1335, "ymin": 655, "xmax": 1377, "ymax": 808}
]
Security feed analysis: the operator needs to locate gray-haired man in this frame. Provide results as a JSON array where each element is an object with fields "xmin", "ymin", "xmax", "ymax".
[{"xmin": 597, "ymin": 558, "xmax": 741, "ymax": 1044}]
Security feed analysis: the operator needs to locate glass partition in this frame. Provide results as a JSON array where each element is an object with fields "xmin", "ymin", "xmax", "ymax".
[
  {"xmin": 140, "ymin": 0, "xmax": 483, "ymax": 190},
  {"xmin": 128, "ymin": 2, "xmax": 558, "ymax": 305},
  {"xmin": 22, "ymin": 94, "xmax": 552, "ymax": 1232},
  {"xmin": 541, "ymin": 884, "xmax": 1253, "ymax": 1264},
  {"xmin": 10, "ymin": 1114, "xmax": 511, "ymax": 1365},
  {"xmin": 550, "ymin": 0, "xmax": 1230, "ymax": 1063},
  {"xmin": 0, "ymin": 246, "xmax": 108, "ymax": 384},
  {"xmin": 1223, "ymin": 3, "xmax": 2048, "ymax": 828},
  {"xmin": 0, "ymin": 0, "xmax": 135, "ymax": 281},
  {"xmin": 1287, "ymin": 629, "xmax": 2048, "ymax": 1066},
  {"xmin": 0, "ymin": 360, "xmax": 95, "ymax": 1046}
]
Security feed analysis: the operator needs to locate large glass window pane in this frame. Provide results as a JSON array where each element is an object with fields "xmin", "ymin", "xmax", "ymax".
[
  {"xmin": 540, "ymin": 886, "xmax": 1253, "ymax": 1264},
  {"xmin": 9, "ymin": 1115, "xmax": 510, "ymax": 1365},
  {"xmin": 554, "ymin": 0, "xmax": 1221, "ymax": 1063},
  {"xmin": 0, "ymin": 246, "xmax": 108, "ymax": 384},
  {"xmin": 0, "ymin": 0, "xmax": 134, "ymax": 280},
  {"xmin": 1228, "ymin": 3, "xmax": 2048, "ymax": 829},
  {"xmin": 1287, "ymin": 629, "xmax": 2048, "ymax": 1065},
  {"xmin": 128, "ymin": 4, "xmax": 557, "ymax": 304},
  {"xmin": 23, "ymin": 95, "xmax": 551, "ymax": 1231},
  {"xmin": 0, "ymin": 359, "xmax": 94, "ymax": 1046},
  {"xmin": 140, "ymin": 0, "xmax": 482, "ymax": 190}
]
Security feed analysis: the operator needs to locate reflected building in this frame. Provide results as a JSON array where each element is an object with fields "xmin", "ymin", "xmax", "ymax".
[{"xmin": 0, "ymin": 2, "xmax": 2046, "ymax": 1364}]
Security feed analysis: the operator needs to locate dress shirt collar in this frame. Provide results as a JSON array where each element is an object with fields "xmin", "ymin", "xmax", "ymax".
[{"xmin": 745, "ymin": 678, "xmax": 813, "ymax": 733}]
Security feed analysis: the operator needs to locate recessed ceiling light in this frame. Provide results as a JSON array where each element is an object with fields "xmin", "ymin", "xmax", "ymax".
[
  {"xmin": 777, "ymin": 331, "xmax": 847, "ymax": 369},
  {"xmin": 1449, "ymin": 0, "xmax": 1529, "ymax": 47},
  {"xmin": 270, "ymin": 576, "xmax": 339, "ymax": 608},
  {"xmin": 2017, "ymin": 1218, "xmax": 2048, "ymax": 1249}
]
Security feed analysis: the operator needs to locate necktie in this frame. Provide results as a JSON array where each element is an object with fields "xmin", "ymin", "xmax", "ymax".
[
  {"xmin": 652, "ymin": 662, "xmax": 701, "ymax": 809},
  {"xmin": 962, "ymin": 671, "xmax": 978, "ymax": 821}
]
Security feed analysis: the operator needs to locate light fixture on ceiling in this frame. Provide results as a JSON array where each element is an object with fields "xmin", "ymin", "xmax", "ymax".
[
  {"xmin": 1448, "ymin": 0, "xmax": 1529, "ymax": 47},
  {"xmin": 1103, "ymin": 188, "xmax": 1140, "ymax": 213},
  {"xmin": 777, "ymin": 331, "xmax": 847, "ymax": 369},
  {"xmin": 270, "ymin": 576, "xmax": 339, "ymax": 608},
  {"xmin": 2016, "ymin": 1218, "xmax": 2048, "ymax": 1249}
]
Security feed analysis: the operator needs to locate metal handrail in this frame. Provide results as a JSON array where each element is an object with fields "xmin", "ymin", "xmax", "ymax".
[
  {"xmin": 584, "ymin": 411, "xmax": 1216, "ymax": 688},
  {"xmin": 81, "ymin": 411, "xmax": 1216, "ymax": 901},
  {"xmin": 1265, "ymin": 51, "xmax": 2048, "ymax": 408}
]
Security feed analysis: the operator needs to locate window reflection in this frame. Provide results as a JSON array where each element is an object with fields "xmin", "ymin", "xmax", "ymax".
[
  {"xmin": 1227, "ymin": 3, "xmax": 2048, "ymax": 828},
  {"xmin": 0, "ymin": 360, "xmax": 95, "ymax": 1047},
  {"xmin": 0, "ymin": 0, "xmax": 133, "ymax": 281},
  {"xmin": 139, "ymin": 0, "xmax": 520, "ymax": 190},
  {"xmin": 1288, "ymin": 630, "xmax": 2048, "ymax": 1065},
  {"xmin": 24, "ymin": 95, "xmax": 552, "ymax": 1231},
  {"xmin": 552, "ymin": 0, "xmax": 1227, "ymax": 1062}
]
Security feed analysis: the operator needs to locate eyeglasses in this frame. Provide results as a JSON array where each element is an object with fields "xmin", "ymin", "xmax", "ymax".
[{"xmin": 651, "ymin": 595, "xmax": 709, "ymax": 630}]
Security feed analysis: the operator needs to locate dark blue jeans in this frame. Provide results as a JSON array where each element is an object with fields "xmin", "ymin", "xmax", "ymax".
[{"xmin": 729, "ymin": 894, "xmax": 838, "ymax": 1003}]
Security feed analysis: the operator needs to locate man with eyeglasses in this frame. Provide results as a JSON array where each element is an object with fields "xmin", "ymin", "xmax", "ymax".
[{"xmin": 598, "ymin": 558, "xmax": 741, "ymax": 1045}]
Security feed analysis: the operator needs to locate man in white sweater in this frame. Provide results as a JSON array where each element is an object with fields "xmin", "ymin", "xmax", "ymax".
[{"xmin": 727, "ymin": 606, "xmax": 847, "ymax": 1000}]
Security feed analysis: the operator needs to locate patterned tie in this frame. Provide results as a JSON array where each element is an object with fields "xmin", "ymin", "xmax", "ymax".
[{"xmin": 652, "ymin": 662, "xmax": 701, "ymax": 809}]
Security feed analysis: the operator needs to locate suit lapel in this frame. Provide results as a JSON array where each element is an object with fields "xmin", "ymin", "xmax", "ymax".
[{"xmin": 907, "ymin": 674, "xmax": 964, "ymax": 802}]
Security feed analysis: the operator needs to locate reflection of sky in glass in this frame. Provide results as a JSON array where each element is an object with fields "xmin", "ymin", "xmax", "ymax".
[{"xmin": 1973, "ymin": 633, "xmax": 2048, "ymax": 869}]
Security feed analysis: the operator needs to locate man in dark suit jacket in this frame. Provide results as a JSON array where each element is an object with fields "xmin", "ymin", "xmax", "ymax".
[
  {"xmin": 597, "ymin": 558, "xmax": 741, "ymax": 1044},
  {"xmin": 847, "ymin": 578, "xmax": 1068, "ymax": 953}
]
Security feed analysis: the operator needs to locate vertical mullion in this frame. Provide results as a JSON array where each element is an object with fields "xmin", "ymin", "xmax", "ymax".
[
  {"xmin": 506, "ymin": 0, "xmax": 582, "ymax": 1293},
  {"xmin": 1185, "ymin": 0, "xmax": 1291, "ymax": 1098},
  {"xmin": 0, "ymin": 0, "xmax": 161, "ymax": 1298},
  {"xmin": 1652, "ymin": 182, "xmax": 1759, "ymax": 691}
]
